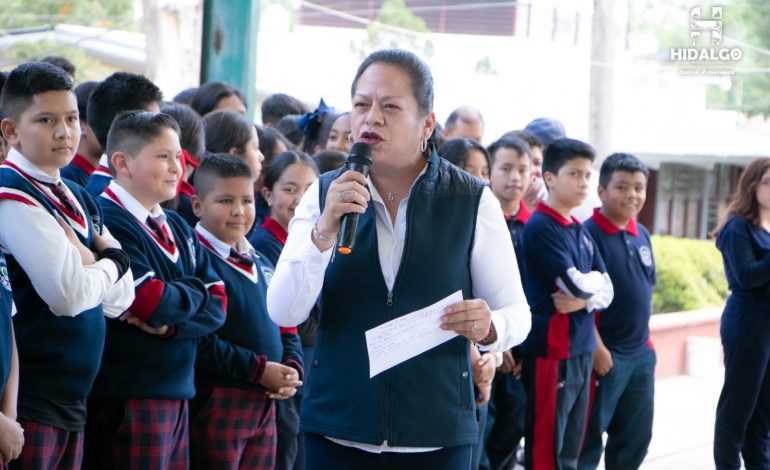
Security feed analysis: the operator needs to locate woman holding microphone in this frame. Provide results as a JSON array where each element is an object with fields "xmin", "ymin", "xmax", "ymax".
[{"xmin": 267, "ymin": 49, "xmax": 530, "ymax": 469}]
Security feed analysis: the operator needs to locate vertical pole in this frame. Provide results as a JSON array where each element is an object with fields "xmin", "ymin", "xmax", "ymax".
[{"xmin": 200, "ymin": 0, "xmax": 260, "ymax": 121}]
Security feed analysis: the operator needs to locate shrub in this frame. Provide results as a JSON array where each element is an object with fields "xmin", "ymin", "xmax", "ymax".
[{"xmin": 651, "ymin": 235, "xmax": 728, "ymax": 313}]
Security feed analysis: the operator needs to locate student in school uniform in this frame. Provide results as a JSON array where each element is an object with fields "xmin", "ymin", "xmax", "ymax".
[
  {"xmin": 0, "ymin": 62, "xmax": 134, "ymax": 470},
  {"xmin": 83, "ymin": 72, "xmax": 164, "ymax": 197},
  {"xmin": 189, "ymin": 154, "xmax": 302, "ymax": 469},
  {"xmin": 712, "ymin": 157, "xmax": 770, "ymax": 470},
  {"xmin": 85, "ymin": 111, "xmax": 227, "ymax": 469},
  {"xmin": 249, "ymin": 150, "xmax": 318, "ymax": 470},
  {"xmin": 159, "ymin": 102, "xmax": 205, "ymax": 226},
  {"xmin": 483, "ymin": 136, "xmax": 533, "ymax": 470},
  {"xmin": 60, "ymin": 81, "xmax": 100, "ymax": 186},
  {"xmin": 578, "ymin": 153, "xmax": 656, "ymax": 470},
  {"xmin": 0, "ymin": 255, "xmax": 24, "ymax": 465},
  {"xmin": 521, "ymin": 138, "xmax": 614, "ymax": 470}
]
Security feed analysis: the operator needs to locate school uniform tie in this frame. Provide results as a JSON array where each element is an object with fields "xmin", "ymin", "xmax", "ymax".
[
  {"xmin": 146, "ymin": 215, "xmax": 174, "ymax": 247},
  {"xmin": 228, "ymin": 248, "xmax": 254, "ymax": 268},
  {"xmin": 45, "ymin": 181, "xmax": 79, "ymax": 215}
]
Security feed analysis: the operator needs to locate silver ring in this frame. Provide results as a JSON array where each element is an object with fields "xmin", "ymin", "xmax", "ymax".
[
  {"xmin": 339, "ymin": 191, "xmax": 346, "ymax": 202},
  {"xmin": 471, "ymin": 321, "xmax": 480, "ymax": 334}
]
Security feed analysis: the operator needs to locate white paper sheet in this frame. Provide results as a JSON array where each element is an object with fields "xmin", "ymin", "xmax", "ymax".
[{"xmin": 365, "ymin": 290, "xmax": 463, "ymax": 378}]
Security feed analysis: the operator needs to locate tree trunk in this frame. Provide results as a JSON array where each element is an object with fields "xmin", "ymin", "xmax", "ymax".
[{"xmin": 142, "ymin": 0, "xmax": 203, "ymax": 98}]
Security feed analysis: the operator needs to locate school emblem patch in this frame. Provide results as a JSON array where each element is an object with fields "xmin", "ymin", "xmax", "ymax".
[
  {"xmin": 261, "ymin": 267, "xmax": 274, "ymax": 286},
  {"xmin": 639, "ymin": 246, "xmax": 653, "ymax": 267}
]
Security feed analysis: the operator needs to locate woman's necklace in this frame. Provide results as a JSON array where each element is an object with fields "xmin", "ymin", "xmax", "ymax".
[{"xmin": 384, "ymin": 185, "xmax": 412, "ymax": 202}]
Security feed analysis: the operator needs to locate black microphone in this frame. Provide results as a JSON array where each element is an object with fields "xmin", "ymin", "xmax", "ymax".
[{"xmin": 337, "ymin": 142, "xmax": 372, "ymax": 254}]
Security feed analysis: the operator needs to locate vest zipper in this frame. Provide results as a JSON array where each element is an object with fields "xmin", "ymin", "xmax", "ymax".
[{"xmin": 379, "ymin": 159, "xmax": 431, "ymax": 445}]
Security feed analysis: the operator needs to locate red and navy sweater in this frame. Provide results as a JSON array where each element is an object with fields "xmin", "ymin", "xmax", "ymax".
[
  {"xmin": 195, "ymin": 229, "xmax": 302, "ymax": 389},
  {"xmin": 93, "ymin": 189, "xmax": 226, "ymax": 400},
  {"xmin": 60, "ymin": 153, "xmax": 97, "ymax": 187}
]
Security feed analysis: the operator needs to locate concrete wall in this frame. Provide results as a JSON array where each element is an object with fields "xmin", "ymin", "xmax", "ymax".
[{"xmin": 649, "ymin": 307, "xmax": 722, "ymax": 379}]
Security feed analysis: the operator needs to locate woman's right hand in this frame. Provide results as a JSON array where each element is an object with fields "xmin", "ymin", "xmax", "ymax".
[{"xmin": 314, "ymin": 170, "xmax": 370, "ymax": 246}]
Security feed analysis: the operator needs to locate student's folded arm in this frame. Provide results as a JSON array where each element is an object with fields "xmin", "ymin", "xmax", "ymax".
[
  {"xmin": 0, "ymin": 201, "xmax": 117, "ymax": 317},
  {"xmin": 97, "ymin": 225, "xmax": 135, "ymax": 318},
  {"xmin": 279, "ymin": 327, "xmax": 304, "ymax": 379},
  {"xmin": 469, "ymin": 188, "xmax": 531, "ymax": 352},
  {"xmin": 721, "ymin": 220, "xmax": 770, "ymax": 289},
  {"xmin": 105, "ymin": 222, "xmax": 208, "ymax": 328},
  {"xmin": 585, "ymin": 232, "xmax": 614, "ymax": 312},
  {"xmin": 267, "ymin": 180, "xmax": 333, "ymax": 328},
  {"xmin": 195, "ymin": 334, "xmax": 266, "ymax": 384},
  {"xmin": 168, "ymin": 237, "xmax": 227, "ymax": 340}
]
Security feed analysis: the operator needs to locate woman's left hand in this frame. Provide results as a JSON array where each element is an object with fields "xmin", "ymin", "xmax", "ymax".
[{"xmin": 441, "ymin": 299, "xmax": 492, "ymax": 342}]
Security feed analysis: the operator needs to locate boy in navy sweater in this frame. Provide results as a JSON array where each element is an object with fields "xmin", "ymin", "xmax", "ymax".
[
  {"xmin": 189, "ymin": 154, "xmax": 302, "ymax": 469},
  {"xmin": 521, "ymin": 138, "xmax": 613, "ymax": 470},
  {"xmin": 83, "ymin": 72, "xmax": 163, "ymax": 197},
  {"xmin": 578, "ymin": 153, "xmax": 656, "ymax": 470},
  {"xmin": 484, "ymin": 136, "xmax": 533, "ymax": 470},
  {"xmin": 85, "ymin": 111, "xmax": 226, "ymax": 469},
  {"xmin": 0, "ymin": 62, "xmax": 134, "ymax": 470},
  {"xmin": 60, "ymin": 81, "xmax": 100, "ymax": 186}
]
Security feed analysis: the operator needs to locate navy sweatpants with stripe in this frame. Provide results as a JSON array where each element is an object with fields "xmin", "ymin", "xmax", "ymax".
[
  {"xmin": 578, "ymin": 348, "xmax": 656, "ymax": 470},
  {"xmin": 714, "ymin": 298, "xmax": 770, "ymax": 470},
  {"xmin": 523, "ymin": 352, "xmax": 592, "ymax": 470}
]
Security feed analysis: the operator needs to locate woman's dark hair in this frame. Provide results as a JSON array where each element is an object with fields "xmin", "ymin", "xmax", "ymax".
[
  {"xmin": 312, "ymin": 150, "xmax": 346, "ymax": 174},
  {"xmin": 160, "ymin": 103, "xmax": 205, "ymax": 159},
  {"xmin": 262, "ymin": 150, "xmax": 319, "ymax": 191},
  {"xmin": 256, "ymin": 125, "xmax": 293, "ymax": 167},
  {"xmin": 351, "ymin": 49, "xmax": 436, "ymax": 156},
  {"xmin": 190, "ymin": 81, "xmax": 247, "ymax": 116},
  {"xmin": 173, "ymin": 87, "xmax": 199, "ymax": 105},
  {"xmin": 501, "ymin": 129, "xmax": 543, "ymax": 150},
  {"xmin": 487, "ymin": 136, "xmax": 531, "ymax": 166},
  {"xmin": 440, "ymin": 138, "xmax": 490, "ymax": 172},
  {"xmin": 718, "ymin": 157, "xmax": 770, "ymax": 231},
  {"xmin": 203, "ymin": 110, "xmax": 253, "ymax": 155},
  {"xmin": 74, "ymin": 81, "xmax": 99, "ymax": 124},
  {"xmin": 274, "ymin": 114, "xmax": 304, "ymax": 147}
]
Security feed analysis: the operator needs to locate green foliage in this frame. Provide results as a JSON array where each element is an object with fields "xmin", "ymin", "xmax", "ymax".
[
  {"xmin": 351, "ymin": 0, "xmax": 434, "ymax": 60},
  {"xmin": 651, "ymin": 235, "xmax": 728, "ymax": 313},
  {"xmin": 1, "ymin": 40, "xmax": 116, "ymax": 83},
  {"xmin": 0, "ymin": 0, "xmax": 132, "ymax": 30}
]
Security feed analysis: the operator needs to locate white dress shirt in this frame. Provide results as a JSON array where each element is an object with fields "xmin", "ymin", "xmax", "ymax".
[
  {"xmin": 266, "ymin": 167, "xmax": 532, "ymax": 453},
  {"xmin": 0, "ymin": 149, "xmax": 134, "ymax": 318}
]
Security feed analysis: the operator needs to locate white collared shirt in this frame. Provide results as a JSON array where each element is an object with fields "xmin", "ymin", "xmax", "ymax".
[
  {"xmin": 194, "ymin": 222, "xmax": 255, "ymax": 259},
  {"xmin": 266, "ymin": 168, "xmax": 532, "ymax": 453},
  {"xmin": 106, "ymin": 181, "xmax": 166, "ymax": 228},
  {"xmin": 0, "ymin": 149, "xmax": 134, "ymax": 318}
]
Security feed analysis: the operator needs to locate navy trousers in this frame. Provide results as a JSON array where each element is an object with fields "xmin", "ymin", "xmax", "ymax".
[
  {"xmin": 714, "ymin": 299, "xmax": 770, "ymax": 470},
  {"xmin": 483, "ymin": 372, "xmax": 527, "ymax": 470},
  {"xmin": 578, "ymin": 348, "xmax": 656, "ymax": 470},
  {"xmin": 305, "ymin": 433, "xmax": 472, "ymax": 470},
  {"xmin": 523, "ymin": 352, "xmax": 592, "ymax": 470}
]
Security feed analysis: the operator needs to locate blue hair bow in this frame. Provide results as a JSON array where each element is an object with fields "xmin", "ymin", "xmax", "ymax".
[{"xmin": 297, "ymin": 98, "xmax": 334, "ymax": 140}]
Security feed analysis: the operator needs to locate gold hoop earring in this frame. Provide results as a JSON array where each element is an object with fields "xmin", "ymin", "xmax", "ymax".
[{"xmin": 420, "ymin": 138, "xmax": 428, "ymax": 152}]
